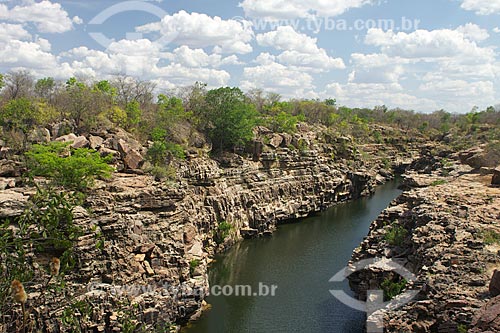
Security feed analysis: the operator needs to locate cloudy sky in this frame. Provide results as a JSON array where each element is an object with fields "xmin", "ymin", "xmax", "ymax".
[{"xmin": 0, "ymin": 0, "xmax": 498, "ymax": 113}]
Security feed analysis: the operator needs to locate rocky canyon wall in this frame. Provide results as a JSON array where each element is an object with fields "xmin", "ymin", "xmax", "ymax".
[{"xmin": 0, "ymin": 126, "xmax": 417, "ymax": 332}]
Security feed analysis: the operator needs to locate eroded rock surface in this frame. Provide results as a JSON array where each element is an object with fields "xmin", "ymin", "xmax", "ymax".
[
  {"xmin": 348, "ymin": 158, "xmax": 500, "ymax": 332},
  {"xmin": 0, "ymin": 126, "xmax": 417, "ymax": 332}
]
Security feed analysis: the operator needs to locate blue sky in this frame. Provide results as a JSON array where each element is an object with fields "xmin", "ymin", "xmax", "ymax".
[{"xmin": 0, "ymin": 0, "xmax": 498, "ymax": 113}]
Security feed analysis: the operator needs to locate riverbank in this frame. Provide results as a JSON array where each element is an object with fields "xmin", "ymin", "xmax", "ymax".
[
  {"xmin": 0, "ymin": 124, "xmax": 419, "ymax": 332},
  {"xmin": 184, "ymin": 179, "xmax": 403, "ymax": 333},
  {"xmin": 348, "ymin": 151, "xmax": 500, "ymax": 332}
]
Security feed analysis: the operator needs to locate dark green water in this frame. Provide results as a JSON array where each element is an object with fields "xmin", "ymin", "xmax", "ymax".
[{"xmin": 185, "ymin": 180, "xmax": 402, "ymax": 333}]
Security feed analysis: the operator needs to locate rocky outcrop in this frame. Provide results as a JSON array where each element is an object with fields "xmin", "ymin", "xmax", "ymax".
[
  {"xmin": 470, "ymin": 295, "xmax": 500, "ymax": 332},
  {"xmin": 493, "ymin": 166, "xmax": 500, "ymax": 185},
  {"xmin": 0, "ymin": 125, "xmax": 417, "ymax": 332},
  {"xmin": 348, "ymin": 157, "xmax": 500, "ymax": 332}
]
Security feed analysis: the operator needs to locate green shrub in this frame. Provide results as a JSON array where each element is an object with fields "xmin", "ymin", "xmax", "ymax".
[
  {"xmin": 384, "ymin": 224, "xmax": 408, "ymax": 246},
  {"xmin": 147, "ymin": 141, "xmax": 168, "ymax": 166},
  {"xmin": 267, "ymin": 111, "xmax": 305, "ymax": 134},
  {"xmin": 203, "ymin": 87, "xmax": 259, "ymax": 151},
  {"xmin": 381, "ymin": 277, "xmax": 407, "ymax": 300},
  {"xmin": 430, "ymin": 179, "xmax": 447, "ymax": 186},
  {"xmin": 481, "ymin": 230, "xmax": 500, "ymax": 245},
  {"xmin": 149, "ymin": 165, "xmax": 176, "ymax": 181},
  {"xmin": 165, "ymin": 142, "xmax": 186, "ymax": 160},
  {"xmin": 189, "ymin": 259, "xmax": 201, "ymax": 276},
  {"xmin": 0, "ymin": 188, "xmax": 82, "ymax": 324},
  {"xmin": 26, "ymin": 142, "xmax": 114, "ymax": 192},
  {"xmin": 214, "ymin": 221, "xmax": 233, "ymax": 245}
]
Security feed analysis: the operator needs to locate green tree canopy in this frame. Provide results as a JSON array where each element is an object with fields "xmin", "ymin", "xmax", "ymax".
[
  {"xmin": 35, "ymin": 77, "xmax": 56, "ymax": 100},
  {"xmin": 204, "ymin": 87, "xmax": 259, "ymax": 151},
  {"xmin": 26, "ymin": 142, "xmax": 114, "ymax": 192},
  {"xmin": 0, "ymin": 98, "xmax": 37, "ymax": 133}
]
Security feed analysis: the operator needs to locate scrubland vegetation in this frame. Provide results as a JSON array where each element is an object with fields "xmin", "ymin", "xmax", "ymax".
[{"xmin": 0, "ymin": 70, "xmax": 498, "ymax": 160}]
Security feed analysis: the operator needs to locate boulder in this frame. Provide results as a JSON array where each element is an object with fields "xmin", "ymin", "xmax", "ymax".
[
  {"xmin": 89, "ymin": 135, "xmax": 104, "ymax": 150},
  {"xmin": 460, "ymin": 146, "xmax": 498, "ymax": 169},
  {"xmin": 493, "ymin": 167, "xmax": 500, "ymax": 186},
  {"xmin": 0, "ymin": 190, "xmax": 28, "ymax": 217},
  {"xmin": 123, "ymin": 149, "xmax": 144, "ymax": 170},
  {"xmin": 0, "ymin": 160, "xmax": 20, "ymax": 177},
  {"xmin": 70, "ymin": 136, "xmax": 90, "ymax": 149},
  {"xmin": 0, "ymin": 147, "xmax": 11, "ymax": 159},
  {"xmin": 55, "ymin": 133, "xmax": 78, "ymax": 143},
  {"xmin": 470, "ymin": 295, "xmax": 500, "ymax": 332},
  {"xmin": 252, "ymin": 141, "xmax": 263, "ymax": 162},
  {"xmin": 50, "ymin": 120, "xmax": 74, "ymax": 138},
  {"xmin": 490, "ymin": 270, "xmax": 500, "ymax": 296},
  {"xmin": 280, "ymin": 133, "xmax": 293, "ymax": 148},
  {"xmin": 27, "ymin": 128, "xmax": 51, "ymax": 143},
  {"xmin": 240, "ymin": 228, "xmax": 259, "ymax": 239},
  {"xmin": 0, "ymin": 178, "xmax": 16, "ymax": 190},
  {"xmin": 99, "ymin": 147, "xmax": 119, "ymax": 158},
  {"xmin": 268, "ymin": 134, "xmax": 283, "ymax": 149},
  {"xmin": 117, "ymin": 139, "xmax": 144, "ymax": 170}
]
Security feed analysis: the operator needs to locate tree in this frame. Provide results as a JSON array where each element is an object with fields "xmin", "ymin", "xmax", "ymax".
[
  {"xmin": 180, "ymin": 81, "xmax": 207, "ymax": 118},
  {"xmin": 3, "ymin": 71, "xmax": 34, "ymax": 100},
  {"xmin": 62, "ymin": 78, "xmax": 100, "ymax": 131},
  {"xmin": 268, "ymin": 111, "xmax": 304, "ymax": 133},
  {"xmin": 26, "ymin": 142, "xmax": 114, "ymax": 192},
  {"xmin": 112, "ymin": 76, "xmax": 155, "ymax": 107},
  {"xmin": 35, "ymin": 77, "xmax": 56, "ymax": 101},
  {"xmin": 204, "ymin": 87, "xmax": 259, "ymax": 151},
  {"xmin": 325, "ymin": 98, "xmax": 336, "ymax": 106},
  {"xmin": 246, "ymin": 89, "xmax": 266, "ymax": 113},
  {"xmin": 157, "ymin": 94, "xmax": 189, "ymax": 125},
  {"xmin": 93, "ymin": 80, "xmax": 116, "ymax": 104},
  {"xmin": 0, "ymin": 98, "xmax": 39, "ymax": 149},
  {"xmin": 125, "ymin": 101, "xmax": 142, "ymax": 128}
]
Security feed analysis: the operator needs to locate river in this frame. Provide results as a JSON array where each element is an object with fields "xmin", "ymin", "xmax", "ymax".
[{"xmin": 184, "ymin": 179, "xmax": 402, "ymax": 333}]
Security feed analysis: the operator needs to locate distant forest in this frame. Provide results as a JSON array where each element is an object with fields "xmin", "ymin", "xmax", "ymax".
[{"xmin": 0, "ymin": 70, "xmax": 498, "ymax": 154}]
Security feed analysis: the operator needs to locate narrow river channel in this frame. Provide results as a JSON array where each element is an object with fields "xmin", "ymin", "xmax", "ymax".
[{"xmin": 185, "ymin": 179, "xmax": 402, "ymax": 333}]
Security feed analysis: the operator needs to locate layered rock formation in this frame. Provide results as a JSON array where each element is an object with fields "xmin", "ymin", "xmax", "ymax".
[
  {"xmin": 348, "ymin": 154, "xmax": 500, "ymax": 332},
  {"xmin": 0, "ymin": 125, "xmax": 416, "ymax": 332}
]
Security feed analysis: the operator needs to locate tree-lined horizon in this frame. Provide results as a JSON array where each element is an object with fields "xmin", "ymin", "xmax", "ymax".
[{"xmin": 0, "ymin": 70, "xmax": 498, "ymax": 156}]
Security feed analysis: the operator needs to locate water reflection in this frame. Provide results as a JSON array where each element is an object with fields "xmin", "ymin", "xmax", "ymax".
[{"xmin": 186, "ymin": 180, "xmax": 402, "ymax": 333}]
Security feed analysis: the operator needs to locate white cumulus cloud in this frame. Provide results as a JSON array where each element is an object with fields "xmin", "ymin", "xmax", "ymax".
[
  {"xmin": 0, "ymin": 1, "xmax": 81, "ymax": 33},
  {"xmin": 256, "ymin": 26, "xmax": 345, "ymax": 71},
  {"xmin": 241, "ymin": 57, "xmax": 317, "ymax": 97},
  {"xmin": 365, "ymin": 27, "xmax": 494, "ymax": 60},
  {"xmin": 0, "ymin": 23, "xmax": 31, "ymax": 43},
  {"xmin": 137, "ymin": 11, "xmax": 254, "ymax": 54},
  {"xmin": 166, "ymin": 46, "xmax": 242, "ymax": 68},
  {"xmin": 239, "ymin": 0, "xmax": 374, "ymax": 19},
  {"xmin": 348, "ymin": 53, "xmax": 409, "ymax": 84},
  {"xmin": 458, "ymin": 0, "xmax": 500, "ymax": 15}
]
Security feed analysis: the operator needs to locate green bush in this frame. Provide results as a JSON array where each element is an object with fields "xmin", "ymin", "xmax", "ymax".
[
  {"xmin": 147, "ymin": 141, "xmax": 168, "ymax": 166},
  {"xmin": 267, "ymin": 111, "xmax": 305, "ymax": 134},
  {"xmin": 165, "ymin": 142, "xmax": 186, "ymax": 160},
  {"xmin": 430, "ymin": 179, "xmax": 447, "ymax": 186},
  {"xmin": 481, "ymin": 230, "xmax": 500, "ymax": 245},
  {"xmin": 149, "ymin": 165, "xmax": 176, "ymax": 181},
  {"xmin": 214, "ymin": 221, "xmax": 233, "ymax": 245},
  {"xmin": 381, "ymin": 277, "xmax": 407, "ymax": 300},
  {"xmin": 0, "ymin": 98, "xmax": 38, "ymax": 132},
  {"xmin": 203, "ymin": 87, "xmax": 259, "ymax": 151},
  {"xmin": 0, "ymin": 188, "xmax": 82, "ymax": 325},
  {"xmin": 384, "ymin": 224, "xmax": 408, "ymax": 246},
  {"xmin": 26, "ymin": 142, "xmax": 114, "ymax": 192},
  {"xmin": 189, "ymin": 259, "xmax": 201, "ymax": 276}
]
